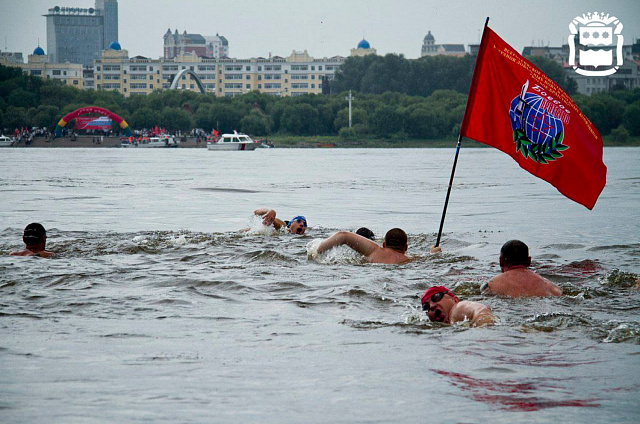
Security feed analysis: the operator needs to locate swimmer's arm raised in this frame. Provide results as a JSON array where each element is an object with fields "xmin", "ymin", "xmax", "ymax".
[
  {"xmin": 254, "ymin": 208, "xmax": 277, "ymax": 226},
  {"xmin": 317, "ymin": 231, "xmax": 379, "ymax": 256},
  {"xmin": 273, "ymin": 218, "xmax": 285, "ymax": 230}
]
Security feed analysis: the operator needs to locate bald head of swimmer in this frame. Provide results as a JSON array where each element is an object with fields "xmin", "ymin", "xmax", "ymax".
[{"xmin": 500, "ymin": 239, "xmax": 531, "ymax": 270}]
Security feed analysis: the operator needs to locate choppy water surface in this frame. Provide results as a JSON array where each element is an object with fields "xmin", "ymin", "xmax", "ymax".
[{"xmin": 1, "ymin": 148, "xmax": 639, "ymax": 423}]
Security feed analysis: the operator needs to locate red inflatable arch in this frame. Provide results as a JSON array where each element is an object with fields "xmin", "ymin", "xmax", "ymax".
[{"xmin": 55, "ymin": 106, "xmax": 132, "ymax": 136}]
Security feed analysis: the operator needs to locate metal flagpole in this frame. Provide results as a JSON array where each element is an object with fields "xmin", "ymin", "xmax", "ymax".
[
  {"xmin": 435, "ymin": 134, "xmax": 462, "ymax": 247},
  {"xmin": 434, "ymin": 17, "xmax": 489, "ymax": 248}
]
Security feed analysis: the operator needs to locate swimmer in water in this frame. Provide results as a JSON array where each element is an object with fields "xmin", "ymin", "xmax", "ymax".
[
  {"xmin": 355, "ymin": 227, "xmax": 375, "ymax": 240},
  {"xmin": 421, "ymin": 286, "xmax": 496, "ymax": 326},
  {"xmin": 253, "ymin": 208, "xmax": 307, "ymax": 235},
  {"xmin": 482, "ymin": 240, "xmax": 562, "ymax": 297},
  {"xmin": 316, "ymin": 228, "xmax": 410, "ymax": 264},
  {"xmin": 10, "ymin": 223, "xmax": 55, "ymax": 258}
]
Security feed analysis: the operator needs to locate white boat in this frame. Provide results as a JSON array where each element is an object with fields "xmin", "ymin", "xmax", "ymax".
[
  {"xmin": 137, "ymin": 135, "xmax": 179, "ymax": 148},
  {"xmin": 207, "ymin": 132, "xmax": 260, "ymax": 151},
  {"xmin": 0, "ymin": 135, "xmax": 15, "ymax": 147}
]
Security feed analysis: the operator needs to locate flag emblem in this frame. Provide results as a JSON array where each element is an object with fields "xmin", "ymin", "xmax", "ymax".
[{"xmin": 508, "ymin": 80, "xmax": 569, "ymax": 164}]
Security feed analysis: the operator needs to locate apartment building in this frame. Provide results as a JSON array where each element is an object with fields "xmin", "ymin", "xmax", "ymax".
[{"xmin": 91, "ymin": 44, "xmax": 344, "ymax": 98}]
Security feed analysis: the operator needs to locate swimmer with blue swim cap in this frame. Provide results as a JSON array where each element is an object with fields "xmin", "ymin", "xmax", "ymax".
[{"xmin": 253, "ymin": 208, "xmax": 307, "ymax": 235}]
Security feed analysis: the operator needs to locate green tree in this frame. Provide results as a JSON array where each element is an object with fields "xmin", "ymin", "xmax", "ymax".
[
  {"xmin": 209, "ymin": 103, "xmax": 243, "ymax": 133},
  {"xmin": 611, "ymin": 125, "xmax": 630, "ymax": 144},
  {"xmin": 623, "ymin": 104, "xmax": 640, "ymax": 136},
  {"xmin": 130, "ymin": 107, "xmax": 160, "ymax": 130},
  {"xmin": 32, "ymin": 105, "xmax": 60, "ymax": 128},
  {"xmin": 579, "ymin": 93, "xmax": 626, "ymax": 135},
  {"xmin": 160, "ymin": 107, "xmax": 194, "ymax": 132},
  {"xmin": 8, "ymin": 88, "xmax": 38, "ymax": 109},
  {"xmin": 4, "ymin": 106, "xmax": 27, "ymax": 130},
  {"xmin": 333, "ymin": 107, "xmax": 367, "ymax": 131},
  {"xmin": 405, "ymin": 107, "xmax": 439, "ymax": 138},
  {"xmin": 370, "ymin": 106, "xmax": 404, "ymax": 137},
  {"xmin": 280, "ymin": 103, "xmax": 320, "ymax": 135},
  {"xmin": 240, "ymin": 109, "xmax": 272, "ymax": 135},
  {"xmin": 39, "ymin": 84, "xmax": 81, "ymax": 108}
]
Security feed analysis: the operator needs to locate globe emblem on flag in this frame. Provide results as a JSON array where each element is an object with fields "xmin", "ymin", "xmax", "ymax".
[{"xmin": 508, "ymin": 83, "xmax": 569, "ymax": 164}]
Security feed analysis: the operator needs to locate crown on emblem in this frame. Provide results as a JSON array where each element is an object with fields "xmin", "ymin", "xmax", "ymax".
[
  {"xmin": 575, "ymin": 11, "xmax": 618, "ymax": 26},
  {"xmin": 584, "ymin": 12, "xmax": 609, "ymax": 22}
]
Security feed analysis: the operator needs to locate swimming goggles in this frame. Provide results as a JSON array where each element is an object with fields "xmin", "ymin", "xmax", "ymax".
[
  {"xmin": 422, "ymin": 291, "xmax": 446, "ymax": 311},
  {"xmin": 287, "ymin": 216, "xmax": 307, "ymax": 228}
]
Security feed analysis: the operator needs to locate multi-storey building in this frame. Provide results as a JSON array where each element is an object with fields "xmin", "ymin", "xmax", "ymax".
[
  {"xmin": 521, "ymin": 43, "xmax": 640, "ymax": 95},
  {"xmin": 44, "ymin": 0, "xmax": 118, "ymax": 66},
  {"xmin": 96, "ymin": 0, "xmax": 118, "ymax": 49},
  {"xmin": 0, "ymin": 46, "xmax": 83, "ymax": 87},
  {"xmin": 204, "ymin": 34, "xmax": 229, "ymax": 58},
  {"xmin": 164, "ymin": 30, "xmax": 229, "ymax": 59},
  {"xmin": 350, "ymin": 39, "xmax": 376, "ymax": 57},
  {"xmin": 421, "ymin": 31, "xmax": 466, "ymax": 57},
  {"xmin": 0, "ymin": 50, "xmax": 24, "ymax": 65},
  {"xmin": 92, "ymin": 43, "xmax": 344, "ymax": 98}
]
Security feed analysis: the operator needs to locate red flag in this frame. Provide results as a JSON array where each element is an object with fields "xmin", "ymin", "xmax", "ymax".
[
  {"xmin": 213, "ymin": 129, "xmax": 219, "ymax": 137},
  {"xmin": 461, "ymin": 26, "xmax": 606, "ymax": 209}
]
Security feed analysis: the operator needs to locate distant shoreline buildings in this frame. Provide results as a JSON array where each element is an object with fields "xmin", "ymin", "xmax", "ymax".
[
  {"xmin": 92, "ymin": 43, "xmax": 344, "ymax": 97},
  {"xmin": 163, "ymin": 29, "xmax": 229, "ymax": 60},
  {"xmin": 421, "ymin": 31, "xmax": 466, "ymax": 57},
  {"xmin": 44, "ymin": 0, "xmax": 118, "ymax": 66},
  {"xmin": 1, "ymin": 2, "xmax": 639, "ymax": 97}
]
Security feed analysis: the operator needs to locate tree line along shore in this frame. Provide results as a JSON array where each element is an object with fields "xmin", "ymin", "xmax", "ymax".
[{"xmin": 1, "ymin": 54, "xmax": 639, "ymax": 147}]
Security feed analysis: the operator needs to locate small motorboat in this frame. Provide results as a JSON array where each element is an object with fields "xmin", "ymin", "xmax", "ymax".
[{"xmin": 207, "ymin": 131, "xmax": 260, "ymax": 151}]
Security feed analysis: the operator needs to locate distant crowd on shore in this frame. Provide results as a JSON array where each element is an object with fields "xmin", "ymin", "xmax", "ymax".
[{"xmin": 3, "ymin": 127, "xmax": 52, "ymax": 145}]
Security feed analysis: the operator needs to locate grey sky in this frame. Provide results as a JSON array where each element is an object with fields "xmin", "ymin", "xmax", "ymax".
[{"xmin": 1, "ymin": 0, "xmax": 639, "ymax": 60}]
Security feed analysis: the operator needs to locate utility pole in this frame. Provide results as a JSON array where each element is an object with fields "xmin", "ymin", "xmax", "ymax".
[{"xmin": 346, "ymin": 90, "xmax": 354, "ymax": 128}]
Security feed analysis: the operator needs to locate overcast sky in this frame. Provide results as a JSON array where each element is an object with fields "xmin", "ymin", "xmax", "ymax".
[{"xmin": 1, "ymin": 0, "xmax": 638, "ymax": 60}]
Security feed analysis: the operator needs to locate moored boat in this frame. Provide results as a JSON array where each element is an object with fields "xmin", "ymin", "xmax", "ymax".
[
  {"xmin": 138, "ymin": 135, "xmax": 179, "ymax": 148},
  {"xmin": 121, "ymin": 135, "xmax": 179, "ymax": 148},
  {"xmin": 207, "ymin": 131, "xmax": 260, "ymax": 151}
]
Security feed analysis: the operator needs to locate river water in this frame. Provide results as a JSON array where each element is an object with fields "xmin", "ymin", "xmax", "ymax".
[{"xmin": 1, "ymin": 147, "xmax": 638, "ymax": 423}]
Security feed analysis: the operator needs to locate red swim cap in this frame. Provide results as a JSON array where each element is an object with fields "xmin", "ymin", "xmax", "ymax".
[{"xmin": 421, "ymin": 286, "xmax": 458, "ymax": 306}]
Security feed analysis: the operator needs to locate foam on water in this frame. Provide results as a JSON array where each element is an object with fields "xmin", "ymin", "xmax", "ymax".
[
  {"xmin": 306, "ymin": 237, "xmax": 367, "ymax": 264},
  {"xmin": 244, "ymin": 214, "xmax": 280, "ymax": 235}
]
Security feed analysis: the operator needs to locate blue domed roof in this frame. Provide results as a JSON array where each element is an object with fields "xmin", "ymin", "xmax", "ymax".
[
  {"xmin": 109, "ymin": 41, "xmax": 122, "ymax": 51},
  {"xmin": 33, "ymin": 46, "xmax": 45, "ymax": 55},
  {"xmin": 357, "ymin": 39, "xmax": 370, "ymax": 49},
  {"xmin": 424, "ymin": 31, "xmax": 435, "ymax": 42}
]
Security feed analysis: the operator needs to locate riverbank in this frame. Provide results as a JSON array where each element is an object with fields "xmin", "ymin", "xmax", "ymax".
[
  {"xmin": 7, "ymin": 136, "xmax": 207, "ymax": 148},
  {"xmin": 5, "ymin": 134, "xmax": 639, "ymax": 148}
]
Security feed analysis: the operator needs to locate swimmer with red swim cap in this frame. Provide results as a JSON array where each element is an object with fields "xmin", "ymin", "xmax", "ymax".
[{"xmin": 421, "ymin": 286, "xmax": 496, "ymax": 326}]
